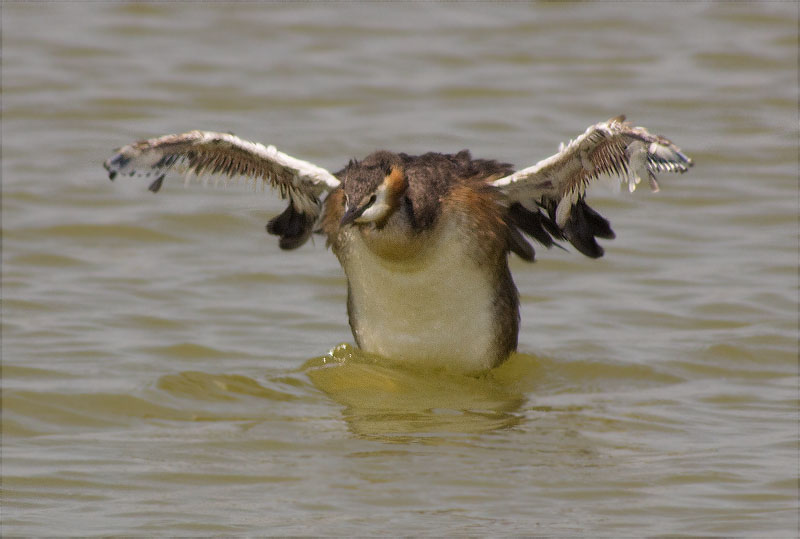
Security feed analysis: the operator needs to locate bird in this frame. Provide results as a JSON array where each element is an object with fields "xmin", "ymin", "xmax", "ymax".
[{"xmin": 104, "ymin": 115, "xmax": 692, "ymax": 373}]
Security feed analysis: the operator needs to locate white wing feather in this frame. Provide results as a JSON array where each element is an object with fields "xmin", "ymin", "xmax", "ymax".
[
  {"xmin": 491, "ymin": 116, "xmax": 692, "ymax": 227},
  {"xmin": 103, "ymin": 130, "xmax": 340, "ymax": 217}
]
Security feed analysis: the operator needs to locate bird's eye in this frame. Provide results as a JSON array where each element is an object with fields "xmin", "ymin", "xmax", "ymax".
[{"xmin": 364, "ymin": 194, "xmax": 377, "ymax": 207}]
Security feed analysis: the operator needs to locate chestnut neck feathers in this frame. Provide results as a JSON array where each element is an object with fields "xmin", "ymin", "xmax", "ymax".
[{"xmin": 330, "ymin": 149, "xmax": 514, "ymax": 235}]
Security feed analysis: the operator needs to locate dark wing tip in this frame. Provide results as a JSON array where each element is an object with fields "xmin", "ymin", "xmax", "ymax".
[
  {"xmin": 266, "ymin": 203, "xmax": 316, "ymax": 250},
  {"xmin": 507, "ymin": 202, "xmax": 575, "ymax": 262},
  {"xmin": 508, "ymin": 203, "xmax": 564, "ymax": 247},
  {"xmin": 148, "ymin": 174, "xmax": 166, "ymax": 193},
  {"xmin": 562, "ymin": 198, "xmax": 614, "ymax": 258},
  {"xmin": 508, "ymin": 225, "xmax": 535, "ymax": 262},
  {"xmin": 103, "ymin": 158, "xmax": 117, "ymax": 180}
]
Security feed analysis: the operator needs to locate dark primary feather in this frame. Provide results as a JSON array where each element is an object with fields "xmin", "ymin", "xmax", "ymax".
[
  {"xmin": 507, "ymin": 225, "xmax": 535, "ymax": 261},
  {"xmin": 266, "ymin": 203, "xmax": 316, "ymax": 250},
  {"xmin": 508, "ymin": 203, "xmax": 564, "ymax": 248},
  {"xmin": 535, "ymin": 197, "xmax": 614, "ymax": 259},
  {"xmin": 148, "ymin": 174, "xmax": 166, "ymax": 193},
  {"xmin": 560, "ymin": 198, "xmax": 615, "ymax": 258}
]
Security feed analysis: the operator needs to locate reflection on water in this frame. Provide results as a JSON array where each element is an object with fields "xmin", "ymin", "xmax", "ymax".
[
  {"xmin": 149, "ymin": 343, "xmax": 689, "ymax": 448},
  {"xmin": 304, "ymin": 345, "xmax": 528, "ymax": 441}
]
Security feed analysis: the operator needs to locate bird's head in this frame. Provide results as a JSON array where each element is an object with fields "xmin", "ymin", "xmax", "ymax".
[{"xmin": 340, "ymin": 156, "xmax": 408, "ymax": 228}]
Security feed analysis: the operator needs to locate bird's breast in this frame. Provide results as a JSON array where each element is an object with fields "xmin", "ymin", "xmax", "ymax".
[{"xmin": 340, "ymin": 221, "xmax": 504, "ymax": 372}]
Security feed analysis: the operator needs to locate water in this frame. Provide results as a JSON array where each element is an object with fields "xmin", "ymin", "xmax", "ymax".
[{"xmin": 2, "ymin": 2, "xmax": 797, "ymax": 535}]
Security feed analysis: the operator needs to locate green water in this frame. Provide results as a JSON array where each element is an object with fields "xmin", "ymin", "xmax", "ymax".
[{"xmin": 2, "ymin": 2, "xmax": 797, "ymax": 535}]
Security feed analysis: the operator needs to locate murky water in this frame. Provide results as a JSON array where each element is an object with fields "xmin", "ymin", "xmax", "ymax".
[{"xmin": 2, "ymin": 2, "xmax": 797, "ymax": 535}]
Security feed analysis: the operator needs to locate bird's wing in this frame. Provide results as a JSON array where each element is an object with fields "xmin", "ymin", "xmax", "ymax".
[
  {"xmin": 492, "ymin": 116, "xmax": 693, "ymax": 257},
  {"xmin": 103, "ymin": 130, "xmax": 340, "ymax": 217}
]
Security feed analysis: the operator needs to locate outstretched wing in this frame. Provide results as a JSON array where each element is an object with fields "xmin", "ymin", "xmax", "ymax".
[
  {"xmin": 103, "ymin": 130, "xmax": 340, "ymax": 249},
  {"xmin": 492, "ymin": 116, "xmax": 693, "ymax": 257}
]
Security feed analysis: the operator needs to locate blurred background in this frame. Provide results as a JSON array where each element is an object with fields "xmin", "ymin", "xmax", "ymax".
[{"xmin": 2, "ymin": 2, "xmax": 797, "ymax": 536}]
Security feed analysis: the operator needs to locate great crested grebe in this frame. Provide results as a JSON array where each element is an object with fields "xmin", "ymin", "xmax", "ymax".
[{"xmin": 104, "ymin": 116, "xmax": 692, "ymax": 372}]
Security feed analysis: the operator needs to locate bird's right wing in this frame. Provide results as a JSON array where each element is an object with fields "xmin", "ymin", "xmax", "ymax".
[
  {"xmin": 492, "ymin": 116, "xmax": 693, "ymax": 257},
  {"xmin": 103, "ymin": 130, "xmax": 341, "ymax": 249}
]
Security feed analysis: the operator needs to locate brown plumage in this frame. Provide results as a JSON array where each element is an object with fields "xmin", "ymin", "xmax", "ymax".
[{"xmin": 316, "ymin": 152, "xmax": 524, "ymax": 368}]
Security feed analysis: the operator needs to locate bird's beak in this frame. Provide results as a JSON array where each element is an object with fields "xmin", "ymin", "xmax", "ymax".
[{"xmin": 340, "ymin": 204, "xmax": 366, "ymax": 226}]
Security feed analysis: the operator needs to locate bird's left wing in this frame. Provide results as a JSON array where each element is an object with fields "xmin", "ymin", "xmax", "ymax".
[
  {"xmin": 103, "ymin": 130, "xmax": 341, "ymax": 248},
  {"xmin": 492, "ymin": 116, "xmax": 693, "ymax": 257}
]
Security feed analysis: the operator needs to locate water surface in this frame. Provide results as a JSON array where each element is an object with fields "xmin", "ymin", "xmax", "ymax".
[{"xmin": 2, "ymin": 2, "xmax": 797, "ymax": 536}]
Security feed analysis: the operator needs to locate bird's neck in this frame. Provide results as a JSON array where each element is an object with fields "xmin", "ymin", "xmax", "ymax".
[{"xmin": 353, "ymin": 202, "xmax": 432, "ymax": 262}]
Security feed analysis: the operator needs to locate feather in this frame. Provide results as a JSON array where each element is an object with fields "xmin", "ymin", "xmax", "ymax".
[
  {"xmin": 491, "ymin": 116, "xmax": 691, "ymax": 201},
  {"xmin": 266, "ymin": 203, "xmax": 316, "ymax": 250},
  {"xmin": 491, "ymin": 116, "xmax": 692, "ymax": 258},
  {"xmin": 103, "ymin": 130, "xmax": 340, "ymax": 219},
  {"xmin": 103, "ymin": 130, "xmax": 341, "ymax": 249}
]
